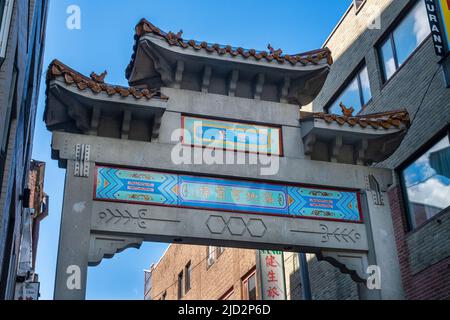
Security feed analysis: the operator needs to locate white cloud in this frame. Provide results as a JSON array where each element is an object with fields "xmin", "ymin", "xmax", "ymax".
[
  {"xmin": 385, "ymin": 57, "xmax": 396, "ymax": 79},
  {"xmin": 408, "ymin": 178, "xmax": 450, "ymax": 209},
  {"xmin": 413, "ymin": 3, "xmax": 431, "ymax": 46}
]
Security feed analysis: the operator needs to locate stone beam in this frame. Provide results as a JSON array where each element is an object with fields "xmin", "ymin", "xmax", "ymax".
[
  {"xmin": 50, "ymin": 132, "xmax": 393, "ymax": 191},
  {"xmin": 90, "ymin": 201, "xmax": 369, "ymax": 254}
]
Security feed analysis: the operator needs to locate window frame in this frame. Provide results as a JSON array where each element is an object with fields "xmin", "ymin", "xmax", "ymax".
[
  {"xmin": 377, "ymin": 0, "xmax": 432, "ymax": 84},
  {"xmin": 177, "ymin": 271, "xmax": 184, "ymax": 300},
  {"xmin": 0, "ymin": 0, "xmax": 14, "ymax": 64},
  {"xmin": 143, "ymin": 271, "xmax": 152, "ymax": 297},
  {"xmin": 241, "ymin": 268, "xmax": 257, "ymax": 301},
  {"xmin": 398, "ymin": 127, "xmax": 450, "ymax": 231},
  {"xmin": 184, "ymin": 261, "xmax": 192, "ymax": 294},
  {"xmin": 206, "ymin": 246, "xmax": 215, "ymax": 268},
  {"xmin": 219, "ymin": 287, "xmax": 234, "ymax": 300},
  {"xmin": 354, "ymin": 0, "xmax": 367, "ymax": 14},
  {"xmin": 216, "ymin": 246, "xmax": 224, "ymax": 258},
  {"xmin": 325, "ymin": 61, "xmax": 372, "ymax": 115}
]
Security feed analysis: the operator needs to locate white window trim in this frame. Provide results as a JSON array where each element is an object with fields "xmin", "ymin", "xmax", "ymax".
[
  {"xmin": 0, "ymin": 0, "xmax": 15, "ymax": 61},
  {"xmin": 207, "ymin": 246, "xmax": 215, "ymax": 266}
]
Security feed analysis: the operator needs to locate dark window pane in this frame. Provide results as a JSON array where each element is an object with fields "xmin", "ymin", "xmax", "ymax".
[
  {"xmin": 402, "ymin": 136, "xmax": 450, "ymax": 228},
  {"xmin": 393, "ymin": 1, "xmax": 430, "ymax": 66},
  {"xmin": 380, "ymin": 38, "xmax": 396, "ymax": 81},
  {"xmin": 329, "ymin": 77, "xmax": 362, "ymax": 114},
  {"xmin": 185, "ymin": 262, "xmax": 191, "ymax": 293},
  {"xmin": 0, "ymin": 1, "xmax": 6, "ymax": 26},
  {"xmin": 247, "ymin": 274, "xmax": 256, "ymax": 300},
  {"xmin": 177, "ymin": 272, "xmax": 183, "ymax": 299}
]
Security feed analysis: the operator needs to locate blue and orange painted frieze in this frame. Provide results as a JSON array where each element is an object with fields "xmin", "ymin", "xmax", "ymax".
[{"xmin": 95, "ymin": 166, "xmax": 362, "ymax": 222}]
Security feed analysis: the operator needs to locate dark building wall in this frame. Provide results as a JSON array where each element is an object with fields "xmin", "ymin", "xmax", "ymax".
[{"xmin": 0, "ymin": 0, "xmax": 48, "ymax": 299}]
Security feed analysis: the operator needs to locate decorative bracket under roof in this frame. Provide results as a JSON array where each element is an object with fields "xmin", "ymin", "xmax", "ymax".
[
  {"xmin": 300, "ymin": 106, "xmax": 411, "ymax": 165},
  {"xmin": 45, "ymin": 60, "xmax": 168, "ymax": 142}
]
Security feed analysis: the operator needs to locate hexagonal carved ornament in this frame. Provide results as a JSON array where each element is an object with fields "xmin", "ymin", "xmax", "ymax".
[
  {"xmin": 206, "ymin": 216, "xmax": 267, "ymax": 238},
  {"xmin": 247, "ymin": 219, "xmax": 267, "ymax": 237},
  {"xmin": 206, "ymin": 216, "xmax": 227, "ymax": 234},
  {"xmin": 227, "ymin": 217, "xmax": 246, "ymax": 236}
]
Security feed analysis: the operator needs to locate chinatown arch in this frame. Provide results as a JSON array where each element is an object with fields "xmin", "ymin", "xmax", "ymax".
[{"xmin": 45, "ymin": 19, "xmax": 407, "ymax": 300}]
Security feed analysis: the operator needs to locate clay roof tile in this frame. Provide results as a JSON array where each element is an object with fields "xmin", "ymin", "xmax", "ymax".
[
  {"xmin": 47, "ymin": 59, "xmax": 168, "ymax": 101},
  {"xmin": 301, "ymin": 104, "xmax": 410, "ymax": 130},
  {"xmin": 126, "ymin": 19, "xmax": 333, "ymax": 79}
]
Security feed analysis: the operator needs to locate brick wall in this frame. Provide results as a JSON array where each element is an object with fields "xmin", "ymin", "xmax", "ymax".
[
  {"xmin": 388, "ymin": 185, "xmax": 450, "ymax": 300},
  {"xmin": 150, "ymin": 244, "xmax": 257, "ymax": 300}
]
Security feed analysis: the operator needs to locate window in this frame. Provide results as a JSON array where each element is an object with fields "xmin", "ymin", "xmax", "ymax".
[
  {"xmin": 401, "ymin": 133, "xmax": 450, "ymax": 229},
  {"xmin": 185, "ymin": 262, "xmax": 191, "ymax": 293},
  {"xmin": 0, "ymin": 0, "xmax": 14, "ymax": 63},
  {"xmin": 177, "ymin": 271, "xmax": 183, "ymax": 300},
  {"xmin": 207, "ymin": 246, "xmax": 215, "ymax": 267},
  {"xmin": 1, "ymin": 64, "xmax": 17, "ymax": 154},
  {"xmin": 354, "ymin": 0, "xmax": 366, "ymax": 12},
  {"xmin": 242, "ymin": 270, "xmax": 257, "ymax": 300},
  {"xmin": 328, "ymin": 64, "xmax": 372, "ymax": 115},
  {"xmin": 144, "ymin": 271, "xmax": 152, "ymax": 297},
  {"xmin": 216, "ymin": 246, "xmax": 224, "ymax": 257},
  {"xmin": 207, "ymin": 246, "xmax": 225, "ymax": 268},
  {"xmin": 0, "ymin": 64, "xmax": 17, "ymax": 192},
  {"xmin": 379, "ymin": 0, "xmax": 431, "ymax": 82}
]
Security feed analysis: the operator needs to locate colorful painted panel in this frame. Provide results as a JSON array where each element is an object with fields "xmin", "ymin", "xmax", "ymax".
[
  {"xmin": 179, "ymin": 175, "xmax": 288, "ymax": 215},
  {"xmin": 94, "ymin": 167, "xmax": 362, "ymax": 222},
  {"xmin": 287, "ymin": 187, "xmax": 360, "ymax": 221},
  {"xmin": 182, "ymin": 116, "xmax": 282, "ymax": 155},
  {"xmin": 96, "ymin": 167, "xmax": 178, "ymax": 205}
]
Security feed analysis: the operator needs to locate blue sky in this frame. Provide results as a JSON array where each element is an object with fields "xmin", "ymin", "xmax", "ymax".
[{"xmin": 32, "ymin": 0, "xmax": 352, "ymax": 300}]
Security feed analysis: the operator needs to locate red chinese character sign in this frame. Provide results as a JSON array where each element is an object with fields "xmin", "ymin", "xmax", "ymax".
[{"xmin": 258, "ymin": 250, "xmax": 287, "ymax": 300}]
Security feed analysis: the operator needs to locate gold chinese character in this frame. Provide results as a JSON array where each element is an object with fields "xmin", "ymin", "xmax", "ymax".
[
  {"xmin": 232, "ymin": 189, "xmax": 242, "ymax": 202},
  {"xmin": 199, "ymin": 186, "xmax": 210, "ymax": 199},
  {"xmin": 216, "ymin": 187, "xmax": 225, "ymax": 201},
  {"xmin": 264, "ymin": 192, "xmax": 274, "ymax": 204}
]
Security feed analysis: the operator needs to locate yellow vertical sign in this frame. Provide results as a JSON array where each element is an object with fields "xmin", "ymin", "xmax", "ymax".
[{"xmin": 439, "ymin": 0, "xmax": 450, "ymax": 50}]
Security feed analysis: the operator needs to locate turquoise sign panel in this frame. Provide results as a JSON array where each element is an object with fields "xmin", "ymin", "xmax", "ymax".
[
  {"xmin": 95, "ymin": 166, "xmax": 362, "ymax": 222},
  {"xmin": 182, "ymin": 116, "xmax": 282, "ymax": 155},
  {"xmin": 179, "ymin": 175, "xmax": 287, "ymax": 215},
  {"xmin": 287, "ymin": 187, "xmax": 360, "ymax": 221},
  {"xmin": 95, "ymin": 167, "xmax": 178, "ymax": 205}
]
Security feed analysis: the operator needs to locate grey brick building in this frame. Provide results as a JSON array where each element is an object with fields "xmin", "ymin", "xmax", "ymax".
[
  {"xmin": 287, "ymin": 0, "xmax": 450, "ymax": 300},
  {"xmin": 0, "ymin": 0, "xmax": 48, "ymax": 299}
]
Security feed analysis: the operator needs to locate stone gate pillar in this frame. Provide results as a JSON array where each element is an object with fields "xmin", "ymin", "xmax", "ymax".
[{"xmin": 54, "ymin": 158, "xmax": 94, "ymax": 300}]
